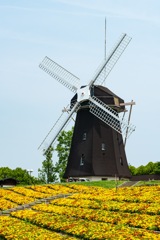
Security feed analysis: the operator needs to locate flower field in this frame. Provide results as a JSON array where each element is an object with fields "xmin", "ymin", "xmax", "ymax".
[
  {"xmin": 0, "ymin": 184, "xmax": 76, "ymax": 210},
  {"xmin": 0, "ymin": 184, "xmax": 160, "ymax": 239}
]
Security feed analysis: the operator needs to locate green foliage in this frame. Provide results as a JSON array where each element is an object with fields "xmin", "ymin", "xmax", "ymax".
[
  {"xmin": 0, "ymin": 167, "xmax": 12, "ymax": 179},
  {"xmin": 129, "ymin": 161, "xmax": 160, "ymax": 176},
  {"xmin": 38, "ymin": 146, "xmax": 58, "ymax": 183},
  {"xmin": 128, "ymin": 165, "xmax": 137, "ymax": 175},
  {"xmin": 153, "ymin": 162, "xmax": 160, "ymax": 174},
  {"xmin": 0, "ymin": 167, "xmax": 40, "ymax": 185},
  {"xmin": 55, "ymin": 128, "xmax": 73, "ymax": 182},
  {"xmin": 143, "ymin": 162, "xmax": 155, "ymax": 174},
  {"xmin": 12, "ymin": 167, "xmax": 32, "ymax": 185},
  {"xmin": 136, "ymin": 165, "xmax": 146, "ymax": 175}
]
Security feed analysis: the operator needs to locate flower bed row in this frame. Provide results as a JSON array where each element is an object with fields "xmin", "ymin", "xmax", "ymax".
[
  {"xmin": 0, "ymin": 189, "xmax": 11, "ymax": 198},
  {"xmin": 0, "ymin": 215, "xmax": 76, "ymax": 240},
  {"xmin": 10, "ymin": 187, "xmax": 52, "ymax": 199},
  {"xmin": 10, "ymin": 184, "xmax": 77, "ymax": 198},
  {"xmin": 4, "ymin": 191, "xmax": 34, "ymax": 205},
  {"xmin": 67, "ymin": 186, "xmax": 160, "ymax": 203},
  {"xmin": 32, "ymin": 203, "xmax": 160, "ymax": 231},
  {"xmin": 0, "ymin": 184, "xmax": 77, "ymax": 210},
  {"xmin": 11, "ymin": 209, "xmax": 160, "ymax": 239},
  {"xmin": 0, "ymin": 198, "xmax": 17, "ymax": 211},
  {"xmin": 65, "ymin": 184, "xmax": 98, "ymax": 193},
  {"xmin": 50, "ymin": 195, "xmax": 160, "ymax": 215},
  {"xmin": 28, "ymin": 184, "xmax": 77, "ymax": 194}
]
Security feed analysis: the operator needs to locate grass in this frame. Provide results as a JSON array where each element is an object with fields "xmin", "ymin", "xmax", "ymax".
[
  {"xmin": 136, "ymin": 180, "xmax": 160, "ymax": 186},
  {"xmin": 14, "ymin": 180, "xmax": 160, "ymax": 190},
  {"xmin": 65, "ymin": 180, "xmax": 125, "ymax": 188},
  {"xmin": 64, "ymin": 180, "xmax": 160, "ymax": 188}
]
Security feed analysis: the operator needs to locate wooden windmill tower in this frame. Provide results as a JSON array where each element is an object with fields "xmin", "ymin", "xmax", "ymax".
[{"xmin": 38, "ymin": 33, "xmax": 135, "ymax": 181}]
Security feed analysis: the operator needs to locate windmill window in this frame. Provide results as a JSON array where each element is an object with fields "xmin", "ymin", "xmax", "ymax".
[
  {"xmin": 120, "ymin": 157, "xmax": 123, "ymax": 166},
  {"xmin": 101, "ymin": 143, "xmax": 106, "ymax": 151},
  {"xmin": 80, "ymin": 154, "xmax": 85, "ymax": 166},
  {"xmin": 82, "ymin": 133, "xmax": 87, "ymax": 141}
]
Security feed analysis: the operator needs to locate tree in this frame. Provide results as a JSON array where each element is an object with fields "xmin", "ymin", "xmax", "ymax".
[
  {"xmin": 135, "ymin": 165, "xmax": 146, "ymax": 175},
  {"xmin": 129, "ymin": 164, "xmax": 137, "ymax": 175},
  {"xmin": 0, "ymin": 167, "xmax": 12, "ymax": 179},
  {"xmin": 0, "ymin": 167, "xmax": 41, "ymax": 185},
  {"xmin": 12, "ymin": 167, "xmax": 32, "ymax": 185},
  {"xmin": 38, "ymin": 146, "xmax": 57, "ymax": 183},
  {"xmin": 144, "ymin": 162, "xmax": 155, "ymax": 175},
  {"xmin": 129, "ymin": 161, "xmax": 160, "ymax": 175},
  {"xmin": 153, "ymin": 162, "xmax": 160, "ymax": 174},
  {"xmin": 55, "ymin": 128, "xmax": 73, "ymax": 182}
]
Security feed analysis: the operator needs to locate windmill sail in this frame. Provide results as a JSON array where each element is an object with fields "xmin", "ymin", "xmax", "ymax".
[
  {"xmin": 39, "ymin": 102, "xmax": 80, "ymax": 155},
  {"xmin": 89, "ymin": 96, "xmax": 135, "ymax": 137},
  {"xmin": 39, "ymin": 56, "xmax": 80, "ymax": 93},
  {"xmin": 89, "ymin": 34, "xmax": 131, "ymax": 87}
]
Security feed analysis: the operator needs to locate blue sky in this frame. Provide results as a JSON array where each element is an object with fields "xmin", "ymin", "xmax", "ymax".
[{"xmin": 1, "ymin": 0, "xmax": 160, "ymax": 177}]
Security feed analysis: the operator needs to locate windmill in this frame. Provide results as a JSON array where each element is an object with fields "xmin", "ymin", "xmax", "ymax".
[{"xmin": 38, "ymin": 33, "xmax": 135, "ymax": 181}]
